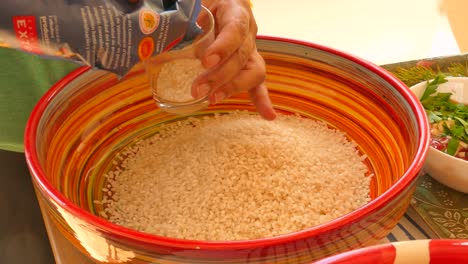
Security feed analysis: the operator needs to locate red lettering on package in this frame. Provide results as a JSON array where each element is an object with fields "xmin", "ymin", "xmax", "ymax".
[{"xmin": 13, "ymin": 16, "xmax": 42, "ymax": 54}]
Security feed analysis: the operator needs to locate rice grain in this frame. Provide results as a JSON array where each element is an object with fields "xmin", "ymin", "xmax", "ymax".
[{"xmin": 156, "ymin": 58, "xmax": 205, "ymax": 102}]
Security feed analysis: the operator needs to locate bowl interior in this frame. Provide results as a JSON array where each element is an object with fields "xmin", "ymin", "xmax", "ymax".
[{"xmin": 27, "ymin": 38, "xmax": 426, "ymax": 243}]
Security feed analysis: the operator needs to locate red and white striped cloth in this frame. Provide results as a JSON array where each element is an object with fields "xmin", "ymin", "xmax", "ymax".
[{"xmin": 315, "ymin": 239, "xmax": 468, "ymax": 264}]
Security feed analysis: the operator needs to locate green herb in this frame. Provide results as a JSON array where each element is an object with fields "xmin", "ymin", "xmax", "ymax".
[
  {"xmin": 447, "ymin": 137, "xmax": 459, "ymax": 156},
  {"xmin": 393, "ymin": 66, "xmax": 437, "ymax": 87},
  {"xmin": 447, "ymin": 63, "xmax": 468, "ymax": 77},
  {"xmin": 454, "ymin": 116, "xmax": 468, "ymax": 134},
  {"xmin": 420, "ymin": 74, "xmax": 448, "ymax": 101},
  {"xmin": 392, "ymin": 62, "xmax": 467, "ymax": 87},
  {"xmin": 420, "ymin": 74, "xmax": 468, "ymax": 156}
]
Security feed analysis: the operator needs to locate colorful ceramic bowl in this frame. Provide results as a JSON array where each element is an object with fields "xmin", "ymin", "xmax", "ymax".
[
  {"xmin": 24, "ymin": 36, "xmax": 429, "ymax": 263},
  {"xmin": 410, "ymin": 77, "xmax": 468, "ymax": 193},
  {"xmin": 314, "ymin": 239, "xmax": 468, "ymax": 263}
]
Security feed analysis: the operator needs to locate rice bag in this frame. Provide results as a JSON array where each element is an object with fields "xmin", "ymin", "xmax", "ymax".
[{"xmin": 0, "ymin": 0, "xmax": 202, "ymax": 76}]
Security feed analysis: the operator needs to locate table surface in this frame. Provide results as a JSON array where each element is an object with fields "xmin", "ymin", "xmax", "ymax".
[{"xmin": 1, "ymin": 1, "xmax": 467, "ymax": 263}]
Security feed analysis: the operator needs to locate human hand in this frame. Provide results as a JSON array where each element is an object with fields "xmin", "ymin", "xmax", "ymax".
[{"xmin": 192, "ymin": 0, "xmax": 277, "ymax": 120}]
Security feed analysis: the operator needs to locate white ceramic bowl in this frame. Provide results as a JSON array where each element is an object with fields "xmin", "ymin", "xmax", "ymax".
[{"xmin": 410, "ymin": 77, "xmax": 468, "ymax": 193}]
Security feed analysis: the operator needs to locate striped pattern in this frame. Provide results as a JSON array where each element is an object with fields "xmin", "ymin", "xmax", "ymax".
[
  {"xmin": 25, "ymin": 37, "xmax": 428, "ymax": 263},
  {"xmin": 315, "ymin": 239, "xmax": 468, "ymax": 263},
  {"xmin": 383, "ymin": 206, "xmax": 436, "ymax": 243}
]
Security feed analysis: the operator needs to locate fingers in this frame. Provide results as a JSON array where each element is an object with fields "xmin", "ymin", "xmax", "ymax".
[
  {"xmin": 192, "ymin": 34, "xmax": 255, "ymax": 98},
  {"xmin": 201, "ymin": 1, "xmax": 253, "ymax": 69},
  {"xmin": 197, "ymin": 0, "xmax": 275, "ymax": 120},
  {"xmin": 249, "ymin": 84, "xmax": 277, "ymax": 121},
  {"xmin": 205, "ymin": 51, "xmax": 277, "ymax": 121},
  {"xmin": 207, "ymin": 50, "xmax": 264, "ymax": 101},
  {"xmin": 206, "ymin": 69, "xmax": 277, "ymax": 122}
]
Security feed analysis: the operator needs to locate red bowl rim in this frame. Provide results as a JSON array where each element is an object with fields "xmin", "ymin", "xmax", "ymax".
[
  {"xmin": 314, "ymin": 239, "xmax": 468, "ymax": 263},
  {"xmin": 24, "ymin": 35, "xmax": 430, "ymax": 250}
]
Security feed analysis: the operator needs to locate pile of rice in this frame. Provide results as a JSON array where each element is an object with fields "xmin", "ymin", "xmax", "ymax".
[{"xmin": 99, "ymin": 111, "xmax": 370, "ymax": 241}]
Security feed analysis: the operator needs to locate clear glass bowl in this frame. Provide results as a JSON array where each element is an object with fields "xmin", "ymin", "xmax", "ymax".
[
  {"xmin": 24, "ymin": 37, "xmax": 429, "ymax": 263},
  {"xmin": 144, "ymin": 5, "xmax": 215, "ymax": 115}
]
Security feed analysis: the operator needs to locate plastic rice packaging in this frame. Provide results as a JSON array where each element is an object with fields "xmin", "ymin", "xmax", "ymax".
[{"xmin": 0, "ymin": 0, "xmax": 202, "ymax": 76}]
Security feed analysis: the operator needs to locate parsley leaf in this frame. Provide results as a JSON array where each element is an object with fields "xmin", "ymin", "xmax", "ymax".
[
  {"xmin": 454, "ymin": 117, "xmax": 468, "ymax": 135},
  {"xmin": 427, "ymin": 110, "xmax": 442, "ymax": 123},
  {"xmin": 420, "ymin": 74, "xmax": 448, "ymax": 101},
  {"xmin": 447, "ymin": 137, "xmax": 459, "ymax": 156}
]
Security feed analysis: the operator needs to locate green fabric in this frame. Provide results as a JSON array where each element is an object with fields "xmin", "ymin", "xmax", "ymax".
[{"xmin": 0, "ymin": 48, "xmax": 78, "ymax": 152}]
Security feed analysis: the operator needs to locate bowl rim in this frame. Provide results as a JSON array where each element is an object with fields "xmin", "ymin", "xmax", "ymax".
[
  {"xmin": 313, "ymin": 239, "xmax": 468, "ymax": 263},
  {"xmin": 24, "ymin": 35, "xmax": 430, "ymax": 250},
  {"xmin": 409, "ymin": 76, "xmax": 468, "ymax": 165}
]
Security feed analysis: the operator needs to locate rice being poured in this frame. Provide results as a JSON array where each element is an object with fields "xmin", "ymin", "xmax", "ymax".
[{"xmin": 100, "ymin": 111, "xmax": 371, "ymax": 241}]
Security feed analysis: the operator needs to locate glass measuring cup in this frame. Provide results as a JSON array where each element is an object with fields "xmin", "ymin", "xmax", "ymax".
[{"xmin": 145, "ymin": 5, "xmax": 215, "ymax": 115}]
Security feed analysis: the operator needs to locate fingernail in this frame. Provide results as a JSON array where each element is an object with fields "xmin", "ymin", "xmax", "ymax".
[
  {"xmin": 204, "ymin": 54, "xmax": 220, "ymax": 69},
  {"xmin": 213, "ymin": 91, "xmax": 226, "ymax": 104},
  {"xmin": 193, "ymin": 83, "xmax": 211, "ymax": 99}
]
